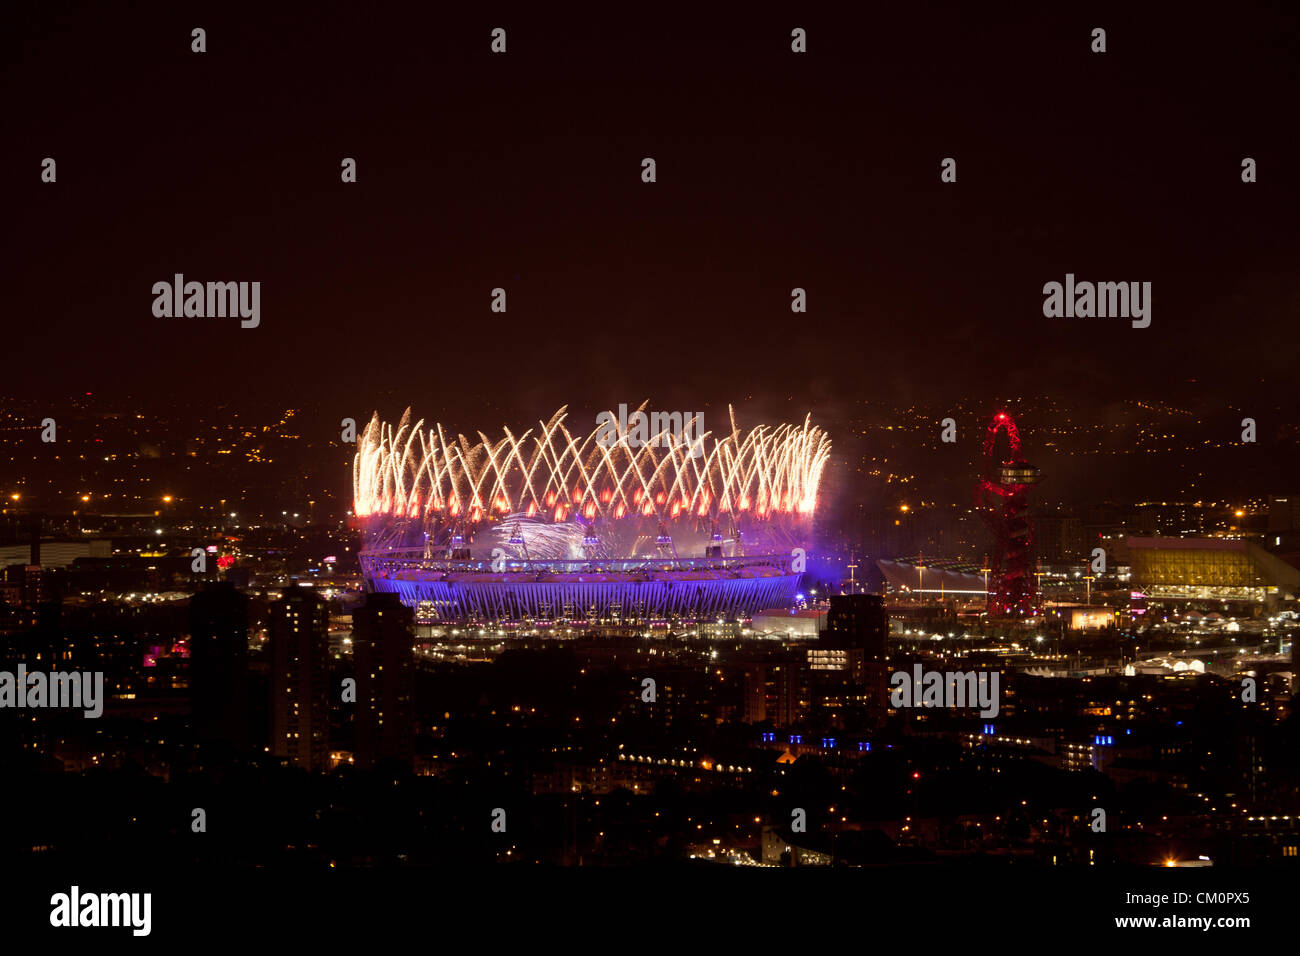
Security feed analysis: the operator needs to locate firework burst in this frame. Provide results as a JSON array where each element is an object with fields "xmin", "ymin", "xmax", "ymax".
[{"xmin": 353, "ymin": 405, "xmax": 830, "ymax": 552}]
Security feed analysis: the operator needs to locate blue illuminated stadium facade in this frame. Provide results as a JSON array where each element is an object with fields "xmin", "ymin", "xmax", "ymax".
[{"xmin": 359, "ymin": 549, "xmax": 801, "ymax": 624}]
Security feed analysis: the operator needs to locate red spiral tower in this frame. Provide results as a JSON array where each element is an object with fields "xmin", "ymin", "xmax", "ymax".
[{"xmin": 975, "ymin": 411, "xmax": 1042, "ymax": 617}]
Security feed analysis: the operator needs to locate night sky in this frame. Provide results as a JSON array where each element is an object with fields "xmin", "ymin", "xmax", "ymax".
[{"xmin": 5, "ymin": 1, "xmax": 1298, "ymax": 418}]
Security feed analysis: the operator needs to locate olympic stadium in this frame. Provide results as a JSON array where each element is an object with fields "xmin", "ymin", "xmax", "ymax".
[{"xmin": 353, "ymin": 404, "xmax": 830, "ymax": 625}]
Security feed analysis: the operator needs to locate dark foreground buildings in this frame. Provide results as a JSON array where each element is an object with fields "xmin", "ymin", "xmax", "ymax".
[
  {"xmin": 269, "ymin": 589, "xmax": 331, "ymax": 770},
  {"xmin": 352, "ymin": 591, "xmax": 415, "ymax": 768},
  {"xmin": 189, "ymin": 582, "xmax": 250, "ymax": 751},
  {"xmin": 815, "ymin": 593, "xmax": 891, "ymax": 728}
]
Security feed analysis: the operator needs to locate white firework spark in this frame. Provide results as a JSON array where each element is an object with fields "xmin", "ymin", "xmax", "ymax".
[{"xmin": 353, "ymin": 404, "xmax": 830, "ymax": 546}]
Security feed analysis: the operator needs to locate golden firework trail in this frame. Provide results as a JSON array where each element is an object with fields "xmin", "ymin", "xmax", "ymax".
[{"xmin": 353, "ymin": 405, "xmax": 830, "ymax": 531}]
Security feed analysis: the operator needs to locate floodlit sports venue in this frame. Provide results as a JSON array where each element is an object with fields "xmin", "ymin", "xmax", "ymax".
[
  {"xmin": 353, "ymin": 405, "xmax": 830, "ymax": 625},
  {"xmin": 1126, "ymin": 536, "xmax": 1300, "ymax": 608}
]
